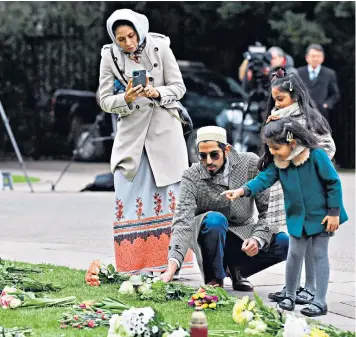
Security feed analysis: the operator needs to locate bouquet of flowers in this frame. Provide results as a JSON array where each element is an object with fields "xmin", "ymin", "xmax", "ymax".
[
  {"xmin": 107, "ymin": 307, "xmax": 189, "ymax": 337},
  {"xmin": 85, "ymin": 259, "xmax": 130, "ymax": 287},
  {"xmin": 187, "ymin": 286, "xmax": 235, "ymax": 310},
  {"xmin": 118, "ymin": 275, "xmax": 194, "ymax": 303},
  {"xmin": 231, "ymin": 294, "xmax": 283, "ymax": 335},
  {"xmin": 0, "ymin": 286, "xmax": 77, "ymax": 310},
  {"xmin": 0, "ymin": 260, "xmax": 61, "ymax": 292},
  {"xmin": 60, "ymin": 298, "xmax": 129, "ymax": 330},
  {"xmin": 79, "ymin": 297, "xmax": 130, "ymax": 314},
  {"xmin": 0, "ymin": 326, "xmax": 32, "ymax": 337},
  {"xmin": 59, "ymin": 306, "xmax": 112, "ymax": 330}
]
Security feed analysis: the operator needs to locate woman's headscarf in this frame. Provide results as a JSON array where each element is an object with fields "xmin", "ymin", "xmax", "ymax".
[{"xmin": 106, "ymin": 9, "xmax": 149, "ymax": 63}]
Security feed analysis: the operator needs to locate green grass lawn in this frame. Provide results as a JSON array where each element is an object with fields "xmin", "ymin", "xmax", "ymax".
[
  {"xmin": 12, "ymin": 175, "xmax": 40, "ymax": 183},
  {"xmin": 1, "ymin": 261, "xmax": 243, "ymax": 337}
]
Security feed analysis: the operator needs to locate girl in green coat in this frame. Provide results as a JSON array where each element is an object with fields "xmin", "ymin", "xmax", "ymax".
[{"xmin": 222, "ymin": 118, "xmax": 348, "ymax": 317}]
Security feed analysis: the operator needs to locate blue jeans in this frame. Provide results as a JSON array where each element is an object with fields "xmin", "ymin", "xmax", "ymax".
[{"xmin": 198, "ymin": 212, "xmax": 289, "ymax": 283}]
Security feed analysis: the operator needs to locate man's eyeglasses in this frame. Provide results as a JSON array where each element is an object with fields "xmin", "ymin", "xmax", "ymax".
[{"xmin": 198, "ymin": 150, "xmax": 223, "ymax": 161}]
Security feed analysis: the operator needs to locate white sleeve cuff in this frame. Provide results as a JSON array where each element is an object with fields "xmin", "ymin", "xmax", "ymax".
[
  {"xmin": 168, "ymin": 258, "xmax": 181, "ymax": 269},
  {"xmin": 253, "ymin": 236, "xmax": 266, "ymax": 249}
]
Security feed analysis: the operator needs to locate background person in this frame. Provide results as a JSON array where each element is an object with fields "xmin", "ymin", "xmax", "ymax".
[
  {"xmin": 297, "ymin": 44, "xmax": 340, "ymax": 122},
  {"xmin": 268, "ymin": 46, "xmax": 297, "ymax": 74}
]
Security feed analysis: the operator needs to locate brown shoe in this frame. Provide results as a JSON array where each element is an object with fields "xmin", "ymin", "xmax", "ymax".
[
  {"xmin": 206, "ymin": 278, "xmax": 224, "ymax": 288},
  {"xmin": 228, "ymin": 264, "xmax": 254, "ymax": 292}
]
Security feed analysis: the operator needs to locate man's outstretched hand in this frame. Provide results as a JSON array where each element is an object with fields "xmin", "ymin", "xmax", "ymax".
[
  {"xmin": 159, "ymin": 271, "xmax": 174, "ymax": 283},
  {"xmin": 159, "ymin": 260, "xmax": 178, "ymax": 283}
]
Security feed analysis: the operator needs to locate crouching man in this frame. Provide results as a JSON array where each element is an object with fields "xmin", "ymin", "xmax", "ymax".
[{"xmin": 160, "ymin": 126, "xmax": 289, "ymax": 291}]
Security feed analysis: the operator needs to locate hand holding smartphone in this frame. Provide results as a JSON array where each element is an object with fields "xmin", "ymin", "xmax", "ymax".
[{"xmin": 132, "ymin": 70, "xmax": 147, "ymax": 88}]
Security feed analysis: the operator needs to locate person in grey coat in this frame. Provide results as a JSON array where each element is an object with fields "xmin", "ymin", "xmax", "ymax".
[{"xmin": 160, "ymin": 126, "xmax": 289, "ymax": 290}]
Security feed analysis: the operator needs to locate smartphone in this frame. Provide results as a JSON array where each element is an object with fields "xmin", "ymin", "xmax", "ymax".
[{"xmin": 132, "ymin": 70, "xmax": 147, "ymax": 87}]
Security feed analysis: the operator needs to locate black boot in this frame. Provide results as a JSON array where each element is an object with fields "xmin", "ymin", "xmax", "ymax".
[{"xmin": 228, "ymin": 264, "xmax": 254, "ymax": 292}]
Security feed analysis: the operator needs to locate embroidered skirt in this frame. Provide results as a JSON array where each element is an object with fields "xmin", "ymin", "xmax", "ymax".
[{"xmin": 113, "ymin": 150, "xmax": 194, "ymax": 273}]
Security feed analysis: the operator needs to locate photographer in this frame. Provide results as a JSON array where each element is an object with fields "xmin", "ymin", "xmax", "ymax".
[
  {"xmin": 239, "ymin": 44, "xmax": 271, "ymax": 94},
  {"xmin": 268, "ymin": 46, "xmax": 297, "ymax": 75},
  {"xmin": 239, "ymin": 45, "xmax": 297, "ymax": 86}
]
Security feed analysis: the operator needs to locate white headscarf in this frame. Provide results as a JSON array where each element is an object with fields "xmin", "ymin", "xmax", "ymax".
[{"xmin": 106, "ymin": 9, "xmax": 149, "ymax": 52}]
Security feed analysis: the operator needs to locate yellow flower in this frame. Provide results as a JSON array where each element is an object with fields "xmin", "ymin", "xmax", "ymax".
[
  {"xmin": 248, "ymin": 301, "xmax": 256, "ymax": 311},
  {"xmin": 233, "ymin": 310, "xmax": 254, "ymax": 324},
  {"xmin": 241, "ymin": 296, "xmax": 250, "ymax": 307},
  {"xmin": 310, "ymin": 328, "xmax": 329, "ymax": 337},
  {"xmin": 233, "ymin": 301, "xmax": 245, "ymax": 316}
]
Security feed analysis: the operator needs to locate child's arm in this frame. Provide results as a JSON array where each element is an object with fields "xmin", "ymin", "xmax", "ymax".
[
  {"xmin": 313, "ymin": 148, "xmax": 343, "ymax": 232},
  {"xmin": 221, "ymin": 163, "xmax": 279, "ymax": 200}
]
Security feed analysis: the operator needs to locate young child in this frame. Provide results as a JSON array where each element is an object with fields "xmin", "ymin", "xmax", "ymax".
[
  {"xmin": 264, "ymin": 68, "xmax": 336, "ymax": 305},
  {"xmin": 222, "ymin": 118, "xmax": 348, "ymax": 317}
]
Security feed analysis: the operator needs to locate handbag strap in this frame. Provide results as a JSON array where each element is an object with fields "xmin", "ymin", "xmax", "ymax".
[
  {"xmin": 110, "ymin": 45, "xmax": 128, "ymax": 85},
  {"xmin": 110, "ymin": 44, "xmax": 187, "ymax": 125}
]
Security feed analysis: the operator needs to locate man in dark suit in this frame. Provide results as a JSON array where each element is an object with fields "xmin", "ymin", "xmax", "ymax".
[{"xmin": 297, "ymin": 44, "xmax": 340, "ymax": 122}]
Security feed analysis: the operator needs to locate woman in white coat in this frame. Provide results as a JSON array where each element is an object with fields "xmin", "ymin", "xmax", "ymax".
[{"xmin": 99, "ymin": 9, "xmax": 193, "ymax": 274}]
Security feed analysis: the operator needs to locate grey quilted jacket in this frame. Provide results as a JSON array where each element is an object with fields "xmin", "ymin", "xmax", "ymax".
[{"xmin": 168, "ymin": 149, "xmax": 276, "ymax": 267}]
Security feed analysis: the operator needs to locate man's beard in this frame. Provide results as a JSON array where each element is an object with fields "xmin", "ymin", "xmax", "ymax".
[{"xmin": 207, "ymin": 155, "xmax": 226, "ymax": 176}]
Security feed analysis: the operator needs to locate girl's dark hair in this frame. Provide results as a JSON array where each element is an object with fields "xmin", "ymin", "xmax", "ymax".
[
  {"xmin": 112, "ymin": 20, "xmax": 138, "ymax": 37},
  {"xmin": 265, "ymin": 68, "xmax": 331, "ymax": 135},
  {"xmin": 257, "ymin": 117, "xmax": 319, "ymax": 171}
]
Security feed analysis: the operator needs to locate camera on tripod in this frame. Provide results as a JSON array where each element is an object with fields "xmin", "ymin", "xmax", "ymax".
[{"xmin": 242, "ymin": 42, "xmax": 272, "ymax": 93}]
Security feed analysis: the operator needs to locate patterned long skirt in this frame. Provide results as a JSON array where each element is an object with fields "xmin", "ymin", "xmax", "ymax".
[{"xmin": 113, "ymin": 151, "xmax": 194, "ymax": 273}]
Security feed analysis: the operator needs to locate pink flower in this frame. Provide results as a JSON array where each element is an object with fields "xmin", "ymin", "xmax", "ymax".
[
  {"xmin": 0, "ymin": 295, "xmax": 16, "ymax": 308},
  {"xmin": 73, "ymin": 315, "xmax": 79, "ymax": 321},
  {"xmin": 211, "ymin": 295, "xmax": 219, "ymax": 302},
  {"xmin": 87, "ymin": 320, "xmax": 95, "ymax": 328}
]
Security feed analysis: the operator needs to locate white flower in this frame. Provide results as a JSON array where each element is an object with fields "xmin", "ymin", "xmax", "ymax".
[
  {"xmin": 107, "ymin": 314, "xmax": 132, "ymax": 337},
  {"xmin": 141, "ymin": 307, "xmax": 155, "ymax": 320},
  {"xmin": 9, "ymin": 298, "xmax": 22, "ymax": 309},
  {"xmin": 152, "ymin": 277, "xmax": 161, "ymax": 283},
  {"xmin": 152, "ymin": 326, "xmax": 159, "ymax": 334},
  {"xmin": 128, "ymin": 275, "xmax": 143, "ymax": 286},
  {"xmin": 120, "ymin": 307, "xmax": 155, "ymax": 335},
  {"xmin": 248, "ymin": 320, "xmax": 267, "ymax": 333},
  {"xmin": 2, "ymin": 286, "xmax": 17, "ymax": 295},
  {"xmin": 245, "ymin": 328, "xmax": 261, "ymax": 335},
  {"xmin": 118, "ymin": 281, "xmax": 135, "ymax": 295},
  {"xmin": 283, "ymin": 314, "xmax": 309, "ymax": 337},
  {"xmin": 137, "ymin": 283, "xmax": 152, "ymax": 295},
  {"xmin": 167, "ymin": 328, "xmax": 190, "ymax": 337}
]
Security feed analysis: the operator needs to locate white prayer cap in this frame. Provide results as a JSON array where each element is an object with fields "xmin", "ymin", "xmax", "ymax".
[{"xmin": 196, "ymin": 126, "xmax": 227, "ymax": 145}]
